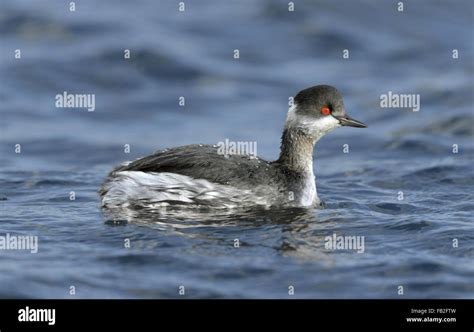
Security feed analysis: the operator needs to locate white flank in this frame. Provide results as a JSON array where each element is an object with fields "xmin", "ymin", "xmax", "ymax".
[{"xmin": 101, "ymin": 171, "xmax": 273, "ymax": 209}]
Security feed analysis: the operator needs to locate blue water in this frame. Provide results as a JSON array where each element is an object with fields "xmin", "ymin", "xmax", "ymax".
[{"xmin": 1, "ymin": 0, "xmax": 473, "ymax": 298}]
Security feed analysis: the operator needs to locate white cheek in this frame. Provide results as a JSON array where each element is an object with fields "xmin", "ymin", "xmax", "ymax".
[
  {"xmin": 306, "ymin": 115, "xmax": 340, "ymax": 136},
  {"xmin": 286, "ymin": 105, "xmax": 340, "ymax": 137}
]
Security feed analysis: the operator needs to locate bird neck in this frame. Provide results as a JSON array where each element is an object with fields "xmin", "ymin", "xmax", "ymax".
[{"xmin": 276, "ymin": 127, "xmax": 317, "ymax": 175}]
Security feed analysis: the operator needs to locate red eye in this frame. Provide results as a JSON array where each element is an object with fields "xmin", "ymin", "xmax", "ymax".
[{"xmin": 321, "ymin": 107, "xmax": 331, "ymax": 116}]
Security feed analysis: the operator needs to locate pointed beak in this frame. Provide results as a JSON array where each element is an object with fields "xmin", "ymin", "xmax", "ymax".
[{"xmin": 334, "ymin": 114, "xmax": 367, "ymax": 128}]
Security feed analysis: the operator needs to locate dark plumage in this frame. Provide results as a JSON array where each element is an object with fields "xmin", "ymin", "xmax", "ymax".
[
  {"xmin": 294, "ymin": 85, "xmax": 346, "ymax": 118},
  {"xmin": 114, "ymin": 144, "xmax": 287, "ymax": 188}
]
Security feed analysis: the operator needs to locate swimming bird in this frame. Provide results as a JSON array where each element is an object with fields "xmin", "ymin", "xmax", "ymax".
[{"xmin": 100, "ymin": 85, "xmax": 367, "ymax": 210}]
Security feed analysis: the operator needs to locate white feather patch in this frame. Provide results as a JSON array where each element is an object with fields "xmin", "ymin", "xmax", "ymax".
[
  {"xmin": 286, "ymin": 104, "xmax": 340, "ymax": 139},
  {"xmin": 101, "ymin": 171, "xmax": 275, "ymax": 209}
]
